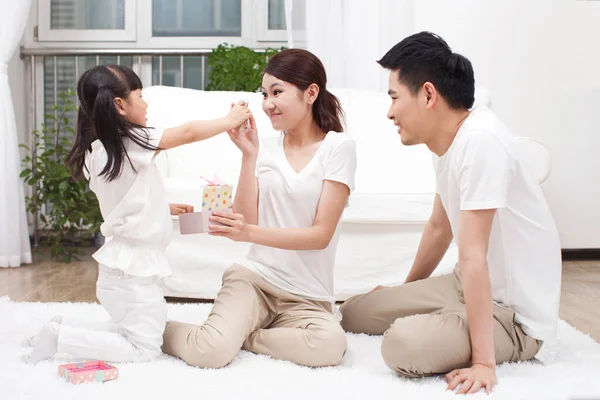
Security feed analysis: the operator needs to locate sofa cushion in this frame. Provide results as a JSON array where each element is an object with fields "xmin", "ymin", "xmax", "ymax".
[
  {"xmin": 143, "ymin": 86, "xmax": 437, "ymax": 195},
  {"xmin": 165, "ymin": 176, "xmax": 435, "ymax": 224},
  {"xmin": 144, "ymin": 85, "xmax": 490, "ymax": 196},
  {"xmin": 147, "ymin": 85, "xmax": 491, "ymax": 223}
]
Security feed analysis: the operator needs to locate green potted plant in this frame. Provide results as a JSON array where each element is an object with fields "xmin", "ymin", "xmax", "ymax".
[
  {"xmin": 20, "ymin": 89, "xmax": 103, "ymax": 262},
  {"xmin": 206, "ymin": 43, "xmax": 284, "ymax": 92}
]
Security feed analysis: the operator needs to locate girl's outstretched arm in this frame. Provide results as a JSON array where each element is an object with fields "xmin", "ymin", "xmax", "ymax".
[{"xmin": 158, "ymin": 101, "xmax": 251, "ymax": 150}]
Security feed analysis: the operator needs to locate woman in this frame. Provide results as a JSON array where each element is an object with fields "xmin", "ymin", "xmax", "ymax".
[{"xmin": 162, "ymin": 49, "xmax": 357, "ymax": 368}]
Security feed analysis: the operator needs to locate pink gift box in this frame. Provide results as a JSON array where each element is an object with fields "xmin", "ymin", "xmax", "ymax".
[
  {"xmin": 57, "ymin": 360, "xmax": 119, "ymax": 384},
  {"xmin": 179, "ymin": 207, "xmax": 232, "ymax": 234}
]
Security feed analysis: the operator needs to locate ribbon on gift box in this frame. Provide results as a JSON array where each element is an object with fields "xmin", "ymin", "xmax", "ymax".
[{"xmin": 199, "ymin": 175, "xmax": 228, "ymax": 186}]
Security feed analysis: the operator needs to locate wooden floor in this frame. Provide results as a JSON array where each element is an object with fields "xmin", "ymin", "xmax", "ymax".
[{"xmin": 1, "ymin": 249, "xmax": 599, "ymax": 342}]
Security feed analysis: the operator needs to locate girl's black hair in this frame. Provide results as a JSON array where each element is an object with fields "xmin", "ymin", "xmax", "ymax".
[{"xmin": 65, "ymin": 64, "xmax": 159, "ymax": 182}]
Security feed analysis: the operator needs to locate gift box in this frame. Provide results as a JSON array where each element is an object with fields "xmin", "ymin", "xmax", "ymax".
[
  {"xmin": 57, "ymin": 360, "xmax": 119, "ymax": 384},
  {"xmin": 179, "ymin": 176, "xmax": 234, "ymax": 234}
]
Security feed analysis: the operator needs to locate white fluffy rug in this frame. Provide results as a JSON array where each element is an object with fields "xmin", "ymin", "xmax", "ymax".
[{"xmin": 2, "ymin": 296, "xmax": 600, "ymax": 400}]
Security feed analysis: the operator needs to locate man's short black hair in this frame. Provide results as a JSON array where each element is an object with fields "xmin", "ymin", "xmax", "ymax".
[{"xmin": 378, "ymin": 31, "xmax": 475, "ymax": 110}]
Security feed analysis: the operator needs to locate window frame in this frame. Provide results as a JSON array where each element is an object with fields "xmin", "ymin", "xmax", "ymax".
[
  {"xmin": 33, "ymin": 0, "xmax": 289, "ymax": 49},
  {"xmin": 26, "ymin": 0, "xmax": 291, "ymax": 139},
  {"xmin": 37, "ymin": 0, "xmax": 138, "ymax": 42},
  {"xmin": 254, "ymin": 0, "xmax": 288, "ymax": 42}
]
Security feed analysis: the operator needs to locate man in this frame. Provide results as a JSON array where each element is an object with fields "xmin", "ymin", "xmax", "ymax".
[{"xmin": 339, "ymin": 32, "xmax": 562, "ymax": 395}]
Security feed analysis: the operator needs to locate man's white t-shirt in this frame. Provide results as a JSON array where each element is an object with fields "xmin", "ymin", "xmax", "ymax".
[
  {"xmin": 85, "ymin": 128, "xmax": 172, "ymax": 278},
  {"xmin": 243, "ymin": 131, "xmax": 357, "ymax": 303},
  {"xmin": 433, "ymin": 106, "xmax": 562, "ymax": 341}
]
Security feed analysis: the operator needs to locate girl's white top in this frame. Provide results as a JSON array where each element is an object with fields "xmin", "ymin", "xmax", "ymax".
[{"xmin": 84, "ymin": 128, "xmax": 172, "ymax": 278}]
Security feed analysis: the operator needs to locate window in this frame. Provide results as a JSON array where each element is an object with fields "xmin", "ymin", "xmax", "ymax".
[
  {"xmin": 30, "ymin": 0, "xmax": 292, "ymax": 134},
  {"xmin": 268, "ymin": 0, "xmax": 286, "ymax": 30},
  {"xmin": 36, "ymin": 0, "xmax": 286, "ymax": 45},
  {"xmin": 152, "ymin": 0, "xmax": 242, "ymax": 37},
  {"xmin": 256, "ymin": 0, "xmax": 287, "ymax": 42},
  {"xmin": 151, "ymin": 55, "xmax": 210, "ymax": 89},
  {"xmin": 38, "ymin": 0, "xmax": 137, "ymax": 41},
  {"xmin": 51, "ymin": 0, "xmax": 125, "ymax": 29}
]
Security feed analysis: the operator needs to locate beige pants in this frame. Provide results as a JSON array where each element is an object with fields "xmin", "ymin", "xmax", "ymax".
[
  {"xmin": 162, "ymin": 264, "xmax": 346, "ymax": 368},
  {"xmin": 339, "ymin": 267, "xmax": 542, "ymax": 378}
]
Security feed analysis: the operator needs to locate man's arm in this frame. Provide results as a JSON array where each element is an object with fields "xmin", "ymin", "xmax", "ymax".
[
  {"xmin": 404, "ymin": 194, "xmax": 454, "ymax": 283},
  {"xmin": 458, "ymin": 208, "xmax": 496, "ymax": 367},
  {"xmin": 446, "ymin": 208, "xmax": 497, "ymax": 394}
]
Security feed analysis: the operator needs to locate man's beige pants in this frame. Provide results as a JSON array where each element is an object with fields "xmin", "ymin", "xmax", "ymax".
[
  {"xmin": 339, "ymin": 266, "xmax": 542, "ymax": 378},
  {"xmin": 162, "ymin": 264, "xmax": 346, "ymax": 368}
]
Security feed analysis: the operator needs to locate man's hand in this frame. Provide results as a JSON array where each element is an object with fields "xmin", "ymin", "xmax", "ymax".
[
  {"xmin": 169, "ymin": 203, "xmax": 194, "ymax": 215},
  {"xmin": 445, "ymin": 363, "xmax": 497, "ymax": 394}
]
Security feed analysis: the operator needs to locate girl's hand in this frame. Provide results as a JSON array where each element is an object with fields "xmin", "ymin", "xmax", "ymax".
[
  {"xmin": 226, "ymin": 101, "xmax": 252, "ymax": 129},
  {"xmin": 208, "ymin": 211, "xmax": 252, "ymax": 242},
  {"xmin": 169, "ymin": 203, "xmax": 194, "ymax": 215},
  {"xmin": 227, "ymin": 107, "xmax": 259, "ymax": 158}
]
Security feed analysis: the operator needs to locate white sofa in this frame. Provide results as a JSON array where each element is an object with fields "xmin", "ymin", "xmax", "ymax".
[{"xmin": 143, "ymin": 85, "xmax": 494, "ymax": 300}]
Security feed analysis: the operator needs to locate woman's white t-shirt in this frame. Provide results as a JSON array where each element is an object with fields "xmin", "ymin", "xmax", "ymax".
[
  {"xmin": 85, "ymin": 128, "xmax": 172, "ymax": 278},
  {"xmin": 243, "ymin": 131, "xmax": 357, "ymax": 302}
]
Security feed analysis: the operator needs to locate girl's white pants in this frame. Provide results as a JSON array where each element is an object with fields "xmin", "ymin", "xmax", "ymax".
[{"xmin": 56, "ymin": 264, "xmax": 167, "ymax": 362}]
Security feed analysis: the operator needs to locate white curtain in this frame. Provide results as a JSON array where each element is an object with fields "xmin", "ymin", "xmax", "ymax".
[
  {"xmin": 287, "ymin": 0, "xmax": 416, "ymax": 92},
  {"xmin": 0, "ymin": 0, "xmax": 32, "ymax": 267}
]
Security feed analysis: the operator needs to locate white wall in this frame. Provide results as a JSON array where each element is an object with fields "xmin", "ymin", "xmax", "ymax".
[
  {"xmin": 413, "ymin": 0, "xmax": 600, "ymax": 249},
  {"xmin": 304, "ymin": 0, "xmax": 415, "ymax": 92}
]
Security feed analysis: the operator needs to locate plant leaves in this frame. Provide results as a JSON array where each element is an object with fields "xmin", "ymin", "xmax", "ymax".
[
  {"xmin": 20, "ymin": 88, "xmax": 103, "ymax": 262},
  {"xmin": 206, "ymin": 44, "xmax": 285, "ymax": 92}
]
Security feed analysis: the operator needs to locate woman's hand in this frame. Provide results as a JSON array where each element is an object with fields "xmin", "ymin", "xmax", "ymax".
[
  {"xmin": 208, "ymin": 211, "xmax": 253, "ymax": 242},
  {"xmin": 227, "ymin": 105, "xmax": 259, "ymax": 158},
  {"xmin": 169, "ymin": 203, "xmax": 194, "ymax": 215}
]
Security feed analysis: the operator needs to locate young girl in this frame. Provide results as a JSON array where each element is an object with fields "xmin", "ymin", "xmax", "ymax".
[
  {"xmin": 162, "ymin": 49, "xmax": 357, "ymax": 368},
  {"xmin": 23, "ymin": 64, "xmax": 251, "ymax": 364}
]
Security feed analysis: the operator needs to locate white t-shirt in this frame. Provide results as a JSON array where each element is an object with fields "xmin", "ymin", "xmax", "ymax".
[
  {"xmin": 85, "ymin": 127, "xmax": 172, "ymax": 277},
  {"xmin": 433, "ymin": 106, "xmax": 562, "ymax": 341},
  {"xmin": 243, "ymin": 132, "xmax": 357, "ymax": 302}
]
